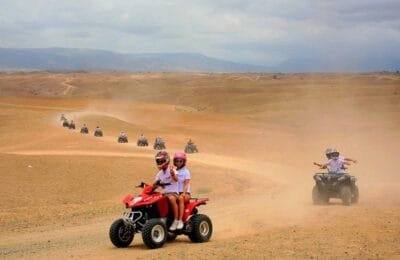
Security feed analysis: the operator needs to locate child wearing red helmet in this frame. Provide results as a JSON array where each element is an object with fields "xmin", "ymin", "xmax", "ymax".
[
  {"xmin": 154, "ymin": 151, "xmax": 180, "ymax": 231},
  {"xmin": 173, "ymin": 152, "xmax": 191, "ymax": 230}
]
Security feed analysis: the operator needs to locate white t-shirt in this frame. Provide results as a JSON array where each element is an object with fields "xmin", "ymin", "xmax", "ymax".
[
  {"xmin": 326, "ymin": 156, "xmax": 345, "ymax": 174},
  {"xmin": 177, "ymin": 167, "xmax": 191, "ymax": 193},
  {"xmin": 155, "ymin": 168, "xmax": 179, "ymax": 193}
]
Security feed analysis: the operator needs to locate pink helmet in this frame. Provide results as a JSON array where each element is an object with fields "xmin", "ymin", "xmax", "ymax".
[
  {"xmin": 173, "ymin": 152, "xmax": 187, "ymax": 168},
  {"xmin": 173, "ymin": 152, "xmax": 187, "ymax": 160}
]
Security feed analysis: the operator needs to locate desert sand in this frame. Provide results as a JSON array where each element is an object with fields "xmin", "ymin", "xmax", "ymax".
[{"xmin": 0, "ymin": 72, "xmax": 399, "ymax": 259}]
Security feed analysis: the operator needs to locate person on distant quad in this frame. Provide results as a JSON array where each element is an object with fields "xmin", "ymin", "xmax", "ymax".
[
  {"xmin": 153, "ymin": 151, "xmax": 180, "ymax": 231},
  {"xmin": 94, "ymin": 126, "xmax": 103, "ymax": 137},
  {"xmin": 314, "ymin": 148, "xmax": 357, "ymax": 169},
  {"xmin": 62, "ymin": 118, "xmax": 69, "ymax": 127},
  {"xmin": 173, "ymin": 152, "xmax": 191, "ymax": 230},
  {"xmin": 185, "ymin": 139, "xmax": 198, "ymax": 153},
  {"xmin": 325, "ymin": 148, "xmax": 357, "ymax": 163},
  {"xmin": 137, "ymin": 133, "xmax": 148, "ymax": 146},
  {"xmin": 60, "ymin": 113, "xmax": 66, "ymax": 121},
  {"xmin": 153, "ymin": 136, "xmax": 166, "ymax": 149},
  {"xmin": 118, "ymin": 131, "xmax": 128, "ymax": 142},
  {"xmin": 314, "ymin": 148, "xmax": 351, "ymax": 174},
  {"xmin": 80, "ymin": 123, "xmax": 89, "ymax": 134}
]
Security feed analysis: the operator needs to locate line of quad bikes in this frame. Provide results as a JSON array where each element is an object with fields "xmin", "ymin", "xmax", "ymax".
[
  {"xmin": 60, "ymin": 115, "xmax": 198, "ymax": 153},
  {"xmin": 60, "ymin": 114, "xmax": 359, "ymax": 250}
]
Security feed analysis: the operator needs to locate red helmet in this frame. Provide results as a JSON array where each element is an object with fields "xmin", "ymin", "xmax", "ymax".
[{"xmin": 155, "ymin": 151, "xmax": 170, "ymax": 170}]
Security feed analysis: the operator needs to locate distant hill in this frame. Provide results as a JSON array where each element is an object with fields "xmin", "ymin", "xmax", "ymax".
[{"xmin": 0, "ymin": 47, "xmax": 270, "ymax": 72}]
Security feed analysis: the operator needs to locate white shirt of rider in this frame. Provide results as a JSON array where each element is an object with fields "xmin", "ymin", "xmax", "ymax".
[
  {"xmin": 177, "ymin": 167, "xmax": 191, "ymax": 193},
  {"xmin": 326, "ymin": 156, "xmax": 345, "ymax": 174},
  {"xmin": 155, "ymin": 168, "xmax": 179, "ymax": 193}
]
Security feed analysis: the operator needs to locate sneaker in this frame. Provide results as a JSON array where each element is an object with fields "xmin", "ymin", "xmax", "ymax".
[
  {"xmin": 177, "ymin": 220, "xmax": 184, "ymax": 230},
  {"xmin": 169, "ymin": 220, "xmax": 179, "ymax": 231}
]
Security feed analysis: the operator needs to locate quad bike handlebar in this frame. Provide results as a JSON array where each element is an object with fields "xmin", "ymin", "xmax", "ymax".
[{"xmin": 135, "ymin": 181, "xmax": 171, "ymax": 194}]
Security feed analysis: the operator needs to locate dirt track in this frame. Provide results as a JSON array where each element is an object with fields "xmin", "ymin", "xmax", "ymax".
[{"xmin": 0, "ymin": 72, "xmax": 400, "ymax": 259}]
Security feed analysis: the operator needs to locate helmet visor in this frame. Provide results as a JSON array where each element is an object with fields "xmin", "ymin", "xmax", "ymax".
[
  {"xmin": 173, "ymin": 159, "xmax": 185, "ymax": 164},
  {"xmin": 156, "ymin": 159, "xmax": 167, "ymax": 165}
]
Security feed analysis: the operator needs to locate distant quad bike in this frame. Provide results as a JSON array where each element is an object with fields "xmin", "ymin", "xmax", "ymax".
[
  {"xmin": 80, "ymin": 126, "xmax": 89, "ymax": 134},
  {"xmin": 137, "ymin": 138, "xmax": 149, "ymax": 147},
  {"xmin": 94, "ymin": 128, "xmax": 103, "ymax": 137},
  {"xmin": 68, "ymin": 121, "xmax": 76, "ymax": 130},
  {"xmin": 118, "ymin": 135, "xmax": 128, "ymax": 143},
  {"xmin": 153, "ymin": 140, "xmax": 166, "ymax": 150},
  {"xmin": 62, "ymin": 120, "xmax": 69, "ymax": 128},
  {"xmin": 185, "ymin": 143, "xmax": 198, "ymax": 153},
  {"xmin": 312, "ymin": 172, "xmax": 359, "ymax": 206},
  {"xmin": 109, "ymin": 182, "xmax": 212, "ymax": 249}
]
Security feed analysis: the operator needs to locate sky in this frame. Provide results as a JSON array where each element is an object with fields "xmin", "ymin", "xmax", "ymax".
[{"xmin": 0, "ymin": 0, "xmax": 399, "ymax": 71}]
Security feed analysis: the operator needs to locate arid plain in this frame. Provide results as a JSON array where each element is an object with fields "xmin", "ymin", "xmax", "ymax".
[{"xmin": 0, "ymin": 72, "xmax": 399, "ymax": 259}]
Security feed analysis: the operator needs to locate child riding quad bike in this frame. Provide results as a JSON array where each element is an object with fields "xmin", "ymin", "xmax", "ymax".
[
  {"xmin": 312, "ymin": 148, "xmax": 359, "ymax": 205},
  {"xmin": 118, "ymin": 132, "xmax": 128, "ymax": 143},
  {"xmin": 184, "ymin": 139, "xmax": 198, "ymax": 153},
  {"xmin": 80, "ymin": 124, "xmax": 89, "ymax": 134},
  {"xmin": 137, "ymin": 134, "xmax": 148, "ymax": 146},
  {"xmin": 62, "ymin": 119, "xmax": 69, "ymax": 128},
  {"xmin": 109, "ymin": 182, "xmax": 212, "ymax": 249},
  {"xmin": 153, "ymin": 137, "xmax": 166, "ymax": 150},
  {"xmin": 94, "ymin": 126, "xmax": 103, "ymax": 137}
]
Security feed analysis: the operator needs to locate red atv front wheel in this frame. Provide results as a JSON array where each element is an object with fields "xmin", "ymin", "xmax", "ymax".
[
  {"xmin": 109, "ymin": 219, "xmax": 134, "ymax": 248},
  {"xmin": 142, "ymin": 219, "xmax": 167, "ymax": 249}
]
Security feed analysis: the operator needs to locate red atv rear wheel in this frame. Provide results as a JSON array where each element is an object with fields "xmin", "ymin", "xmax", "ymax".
[{"xmin": 188, "ymin": 214, "xmax": 212, "ymax": 243}]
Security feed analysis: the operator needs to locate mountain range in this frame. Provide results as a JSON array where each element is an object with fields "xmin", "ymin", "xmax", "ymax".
[
  {"xmin": 1, "ymin": 47, "xmax": 398, "ymax": 73},
  {"xmin": 0, "ymin": 47, "xmax": 270, "ymax": 73}
]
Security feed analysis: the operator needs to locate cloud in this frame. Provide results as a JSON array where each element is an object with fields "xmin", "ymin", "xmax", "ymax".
[{"xmin": 0, "ymin": 0, "xmax": 398, "ymax": 70}]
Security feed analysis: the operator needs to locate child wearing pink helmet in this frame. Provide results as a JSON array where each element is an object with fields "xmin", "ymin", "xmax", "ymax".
[{"xmin": 173, "ymin": 152, "xmax": 191, "ymax": 230}]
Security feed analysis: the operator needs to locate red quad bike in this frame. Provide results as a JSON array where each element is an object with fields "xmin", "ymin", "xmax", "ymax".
[{"xmin": 109, "ymin": 181, "xmax": 213, "ymax": 249}]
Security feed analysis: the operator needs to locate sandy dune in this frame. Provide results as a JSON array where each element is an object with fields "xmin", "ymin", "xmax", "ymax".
[{"xmin": 0, "ymin": 72, "xmax": 399, "ymax": 258}]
